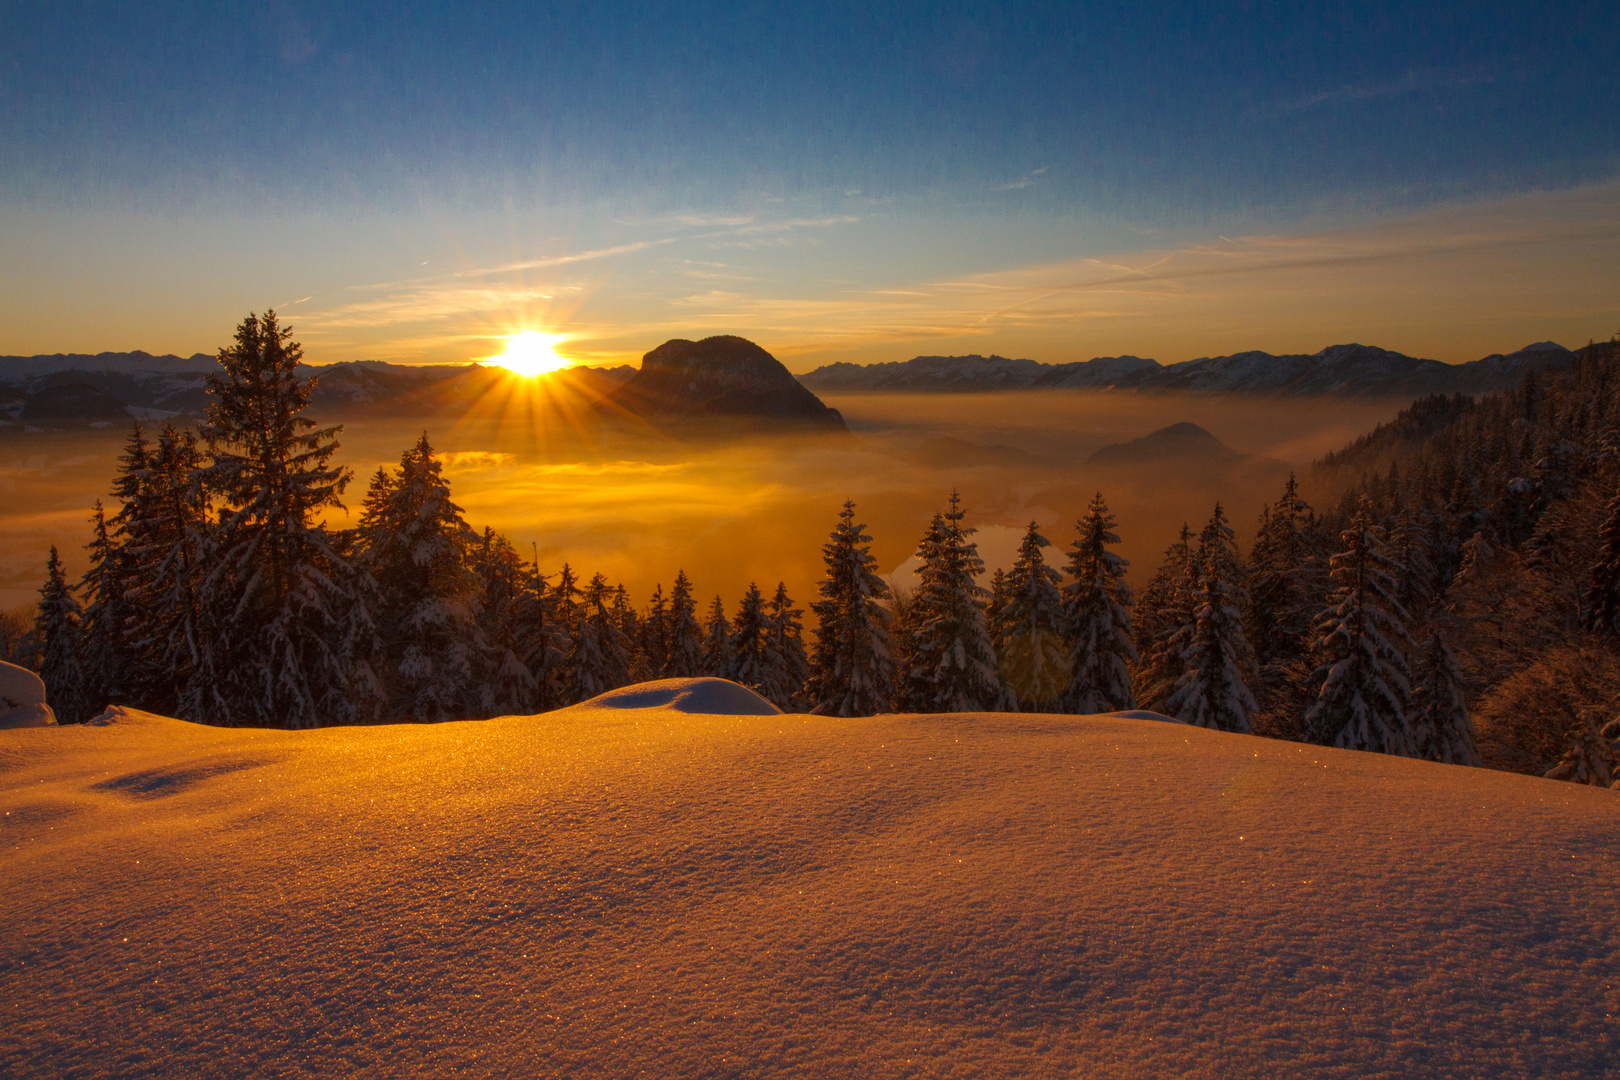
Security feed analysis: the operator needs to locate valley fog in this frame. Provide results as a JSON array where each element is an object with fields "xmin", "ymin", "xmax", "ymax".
[{"xmin": 0, "ymin": 390, "xmax": 1405, "ymax": 613}]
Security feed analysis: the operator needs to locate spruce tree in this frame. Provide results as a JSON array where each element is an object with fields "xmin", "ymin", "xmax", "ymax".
[
  {"xmin": 125, "ymin": 424, "xmax": 209, "ymax": 714},
  {"xmin": 612, "ymin": 586, "xmax": 649, "ymax": 682},
  {"xmin": 997, "ymin": 522, "xmax": 1067, "ymax": 711},
  {"xmin": 1409, "ymin": 631, "xmax": 1479, "ymax": 766},
  {"xmin": 78, "ymin": 502, "xmax": 137, "ymax": 717},
  {"xmin": 187, "ymin": 311, "xmax": 368, "ymax": 727},
  {"xmin": 565, "ymin": 572, "xmax": 631, "ymax": 702},
  {"xmin": 1247, "ymin": 475, "xmax": 1318, "ymax": 674},
  {"xmin": 1062, "ymin": 495, "xmax": 1137, "ymax": 714},
  {"xmin": 1165, "ymin": 506, "xmax": 1257, "ymax": 732},
  {"xmin": 805, "ymin": 499, "xmax": 894, "ymax": 716},
  {"xmin": 730, "ymin": 584, "xmax": 769, "ymax": 690},
  {"xmin": 701, "ymin": 595, "xmax": 734, "ymax": 678},
  {"xmin": 641, "ymin": 585, "xmax": 670, "ymax": 678},
  {"xmin": 902, "ymin": 492, "xmax": 1007, "ymax": 713},
  {"xmin": 1305, "ymin": 500, "xmax": 1415, "ymax": 754},
  {"xmin": 471, "ymin": 528, "xmax": 537, "ymax": 716},
  {"xmin": 34, "ymin": 547, "xmax": 88, "ymax": 723},
  {"xmin": 1544, "ymin": 714, "xmax": 1620, "ymax": 787},
  {"xmin": 1582, "ymin": 484, "xmax": 1620, "ymax": 632},
  {"xmin": 357, "ymin": 434, "xmax": 482, "ymax": 722},
  {"xmin": 663, "ymin": 570, "xmax": 704, "ymax": 677},
  {"xmin": 1135, "ymin": 524, "xmax": 1197, "ymax": 712},
  {"xmin": 764, "ymin": 582, "xmax": 808, "ymax": 710}
]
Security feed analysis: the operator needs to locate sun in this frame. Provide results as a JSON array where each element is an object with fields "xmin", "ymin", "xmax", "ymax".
[{"xmin": 489, "ymin": 331, "xmax": 572, "ymax": 377}]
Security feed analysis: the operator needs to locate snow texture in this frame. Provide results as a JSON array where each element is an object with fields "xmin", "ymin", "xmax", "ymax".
[
  {"xmin": 0, "ymin": 660, "xmax": 54, "ymax": 728},
  {"xmin": 2, "ymin": 681, "xmax": 1617, "ymax": 1078}
]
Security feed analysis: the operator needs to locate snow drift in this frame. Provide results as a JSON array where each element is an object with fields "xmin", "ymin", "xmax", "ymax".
[
  {"xmin": 2, "ymin": 679, "xmax": 1616, "ymax": 1078},
  {"xmin": 0, "ymin": 660, "xmax": 55, "ymax": 728}
]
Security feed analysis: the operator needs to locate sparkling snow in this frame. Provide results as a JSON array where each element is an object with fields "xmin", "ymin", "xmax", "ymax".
[{"xmin": 2, "ymin": 684, "xmax": 1616, "ymax": 1077}]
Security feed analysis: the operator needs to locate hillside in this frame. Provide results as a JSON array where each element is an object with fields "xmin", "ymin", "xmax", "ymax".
[
  {"xmin": 1087, "ymin": 421, "xmax": 1242, "ymax": 465},
  {"xmin": 2, "ymin": 686, "xmax": 1616, "ymax": 1078}
]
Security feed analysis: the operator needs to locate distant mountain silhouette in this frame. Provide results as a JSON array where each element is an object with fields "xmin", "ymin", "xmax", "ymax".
[
  {"xmin": 798, "ymin": 342, "xmax": 1576, "ymax": 397},
  {"xmin": 612, "ymin": 336, "xmax": 846, "ymax": 431},
  {"xmin": 1087, "ymin": 422, "xmax": 1241, "ymax": 465}
]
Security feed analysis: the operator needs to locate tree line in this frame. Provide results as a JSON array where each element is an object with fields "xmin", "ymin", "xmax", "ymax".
[{"xmin": 11, "ymin": 314, "xmax": 1620, "ymax": 787}]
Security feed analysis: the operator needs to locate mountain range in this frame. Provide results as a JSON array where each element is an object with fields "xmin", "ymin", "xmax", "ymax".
[
  {"xmin": 0, "ymin": 339, "xmax": 1578, "ymax": 432},
  {"xmin": 797, "ymin": 341, "xmax": 1576, "ymax": 396}
]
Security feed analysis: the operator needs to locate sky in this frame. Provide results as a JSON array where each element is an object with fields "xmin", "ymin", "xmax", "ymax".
[{"xmin": 3, "ymin": 1, "xmax": 1618, "ymax": 370}]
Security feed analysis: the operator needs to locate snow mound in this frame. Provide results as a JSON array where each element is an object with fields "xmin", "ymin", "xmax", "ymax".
[
  {"xmin": 0, "ymin": 661, "xmax": 55, "ymax": 728},
  {"xmin": 578, "ymin": 676, "xmax": 783, "ymax": 715},
  {"xmin": 1098, "ymin": 708, "xmax": 1183, "ymax": 724}
]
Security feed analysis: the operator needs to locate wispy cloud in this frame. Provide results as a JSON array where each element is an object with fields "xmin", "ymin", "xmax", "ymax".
[{"xmin": 1281, "ymin": 68, "xmax": 1494, "ymax": 113}]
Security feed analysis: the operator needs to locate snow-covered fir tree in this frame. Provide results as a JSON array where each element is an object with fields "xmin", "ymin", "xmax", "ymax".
[
  {"xmin": 185, "ymin": 311, "xmax": 370, "ymax": 727},
  {"xmin": 1305, "ymin": 500, "xmax": 1415, "ymax": 754},
  {"xmin": 565, "ymin": 572, "xmax": 631, "ymax": 703},
  {"xmin": 1134, "ymin": 524, "xmax": 1197, "ymax": 712},
  {"xmin": 1544, "ymin": 714, "xmax": 1620, "ymax": 787},
  {"xmin": 641, "ymin": 584, "xmax": 670, "ymax": 678},
  {"xmin": 763, "ymin": 582, "xmax": 808, "ymax": 710},
  {"xmin": 77, "ymin": 501, "xmax": 138, "ymax": 718},
  {"xmin": 662, "ymin": 570, "xmax": 704, "ymax": 678},
  {"xmin": 1062, "ymin": 495, "xmax": 1136, "ymax": 714},
  {"xmin": 700, "ymin": 595, "xmax": 734, "ymax": 678},
  {"xmin": 470, "ymin": 528, "xmax": 538, "ymax": 716},
  {"xmin": 1409, "ymin": 631, "xmax": 1480, "ymax": 766},
  {"xmin": 1247, "ymin": 475, "xmax": 1319, "ymax": 675},
  {"xmin": 1164, "ymin": 504, "xmax": 1256, "ymax": 732},
  {"xmin": 902, "ymin": 493, "xmax": 1008, "ymax": 713},
  {"xmin": 34, "ymin": 547, "xmax": 88, "ymax": 723},
  {"xmin": 996, "ymin": 522, "xmax": 1067, "ymax": 711},
  {"xmin": 730, "ymin": 584, "xmax": 770, "ymax": 691},
  {"xmin": 612, "ymin": 586, "xmax": 650, "ymax": 682},
  {"xmin": 805, "ymin": 500, "xmax": 894, "ymax": 716},
  {"xmin": 517, "ymin": 564, "xmax": 568, "ymax": 713},
  {"xmin": 1388, "ymin": 507, "xmax": 1436, "ymax": 620},
  {"xmin": 124, "ymin": 424, "xmax": 210, "ymax": 715},
  {"xmin": 1582, "ymin": 484, "xmax": 1620, "ymax": 632},
  {"xmin": 357, "ymin": 434, "xmax": 481, "ymax": 722}
]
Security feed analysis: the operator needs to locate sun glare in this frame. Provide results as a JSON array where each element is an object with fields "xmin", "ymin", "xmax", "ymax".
[{"xmin": 491, "ymin": 331, "xmax": 572, "ymax": 377}]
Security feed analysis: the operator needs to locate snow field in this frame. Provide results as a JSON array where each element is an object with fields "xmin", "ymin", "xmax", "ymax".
[{"xmin": 2, "ymin": 692, "xmax": 1617, "ymax": 1078}]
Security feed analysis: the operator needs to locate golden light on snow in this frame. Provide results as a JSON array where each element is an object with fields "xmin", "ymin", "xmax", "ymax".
[{"xmin": 489, "ymin": 331, "xmax": 572, "ymax": 377}]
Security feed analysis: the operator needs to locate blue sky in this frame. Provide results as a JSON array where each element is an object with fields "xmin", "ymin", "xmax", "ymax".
[{"xmin": 3, "ymin": 1, "xmax": 1617, "ymax": 367}]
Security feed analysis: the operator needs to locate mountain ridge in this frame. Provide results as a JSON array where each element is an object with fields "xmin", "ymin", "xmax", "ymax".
[{"xmin": 798, "ymin": 341, "xmax": 1576, "ymax": 396}]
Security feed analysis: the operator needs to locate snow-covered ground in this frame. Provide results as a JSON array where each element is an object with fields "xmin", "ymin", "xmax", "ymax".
[{"xmin": 2, "ymin": 680, "xmax": 1616, "ymax": 1078}]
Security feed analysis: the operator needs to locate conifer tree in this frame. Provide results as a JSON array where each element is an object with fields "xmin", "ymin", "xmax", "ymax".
[
  {"xmin": 1582, "ymin": 484, "xmax": 1620, "ymax": 632},
  {"xmin": 516, "ymin": 563, "xmax": 567, "ymax": 713},
  {"xmin": 996, "ymin": 522, "xmax": 1067, "ymax": 711},
  {"xmin": 701, "ymin": 595, "xmax": 734, "ymax": 678},
  {"xmin": 34, "ymin": 547, "xmax": 88, "ymax": 723},
  {"xmin": 1305, "ymin": 500, "xmax": 1415, "ymax": 754},
  {"xmin": 186, "ymin": 311, "xmax": 368, "ymax": 727},
  {"xmin": 764, "ymin": 582, "xmax": 808, "ymax": 710},
  {"xmin": 612, "ymin": 586, "xmax": 650, "ymax": 682},
  {"xmin": 565, "ymin": 572, "xmax": 631, "ymax": 702},
  {"xmin": 1544, "ymin": 714, "xmax": 1620, "ymax": 787},
  {"xmin": 1164, "ymin": 504, "xmax": 1256, "ymax": 732},
  {"xmin": 902, "ymin": 492, "xmax": 1007, "ymax": 712},
  {"xmin": 470, "ymin": 528, "xmax": 538, "ymax": 716},
  {"xmin": 730, "ymin": 584, "xmax": 770, "ymax": 690},
  {"xmin": 126, "ymin": 424, "xmax": 210, "ymax": 714},
  {"xmin": 78, "ymin": 502, "xmax": 137, "ymax": 717},
  {"xmin": 641, "ymin": 585, "xmax": 670, "ymax": 678},
  {"xmin": 1134, "ymin": 524, "xmax": 1197, "ymax": 712},
  {"xmin": 358, "ymin": 434, "xmax": 481, "ymax": 722},
  {"xmin": 805, "ymin": 500, "xmax": 894, "ymax": 716},
  {"xmin": 1409, "ymin": 631, "xmax": 1480, "ymax": 766},
  {"xmin": 1247, "ymin": 475, "xmax": 1319, "ymax": 674},
  {"xmin": 1062, "ymin": 495, "xmax": 1137, "ymax": 714},
  {"xmin": 663, "ymin": 570, "xmax": 704, "ymax": 678}
]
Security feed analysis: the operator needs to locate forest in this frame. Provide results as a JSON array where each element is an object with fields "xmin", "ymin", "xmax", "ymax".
[{"xmin": 7, "ymin": 312, "xmax": 1620, "ymax": 789}]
